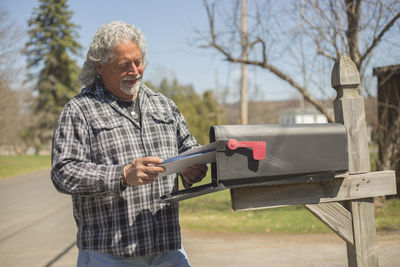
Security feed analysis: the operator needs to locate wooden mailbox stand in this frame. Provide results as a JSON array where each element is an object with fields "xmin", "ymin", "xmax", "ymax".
[{"xmin": 230, "ymin": 56, "xmax": 397, "ymax": 267}]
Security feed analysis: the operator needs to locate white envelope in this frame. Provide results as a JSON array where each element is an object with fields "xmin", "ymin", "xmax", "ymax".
[{"xmin": 159, "ymin": 142, "xmax": 216, "ymax": 176}]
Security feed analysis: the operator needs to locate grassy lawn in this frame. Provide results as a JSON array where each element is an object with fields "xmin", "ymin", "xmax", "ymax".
[
  {"xmin": 179, "ymin": 176, "xmax": 330, "ymax": 233},
  {"xmin": 180, "ymin": 175, "xmax": 400, "ymax": 234},
  {"xmin": 180, "ymin": 189, "xmax": 330, "ymax": 233},
  {"xmin": 375, "ymin": 199, "xmax": 400, "ymax": 231},
  {"xmin": 0, "ymin": 155, "xmax": 51, "ymax": 180},
  {"xmin": 1, "ymin": 155, "xmax": 399, "ymax": 234}
]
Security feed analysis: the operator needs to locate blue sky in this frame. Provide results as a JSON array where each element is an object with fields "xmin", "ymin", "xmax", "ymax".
[{"xmin": 3, "ymin": 0, "xmax": 320, "ymax": 102}]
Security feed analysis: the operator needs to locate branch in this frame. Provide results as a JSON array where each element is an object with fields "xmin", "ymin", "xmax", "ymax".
[
  {"xmin": 317, "ymin": 46, "xmax": 337, "ymax": 61},
  {"xmin": 360, "ymin": 11, "xmax": 400, "ymax": 64},
  {"xmin": 328, "ymin": 0, "xmax": 347, "ymax": 58},
  {"xmin": 224, "ymin": 53, "xmax": 335, "ymax": 122},
  {"xmin": 201, "ymin": 0, "xmax": 335, "ymax": 123},
  {"xmin": 301, "ymin": 1, "xmax": 338, "ymax": 61},
  {"xmin": 345, "ymin": 0, "xmax": 362, "ymax": 66},
  {"xmin": 203, "ymin": 0, "xmax": 216, "ymax": 43},
  {"xmin": 247, "ymin": 37, "xmax": 266, "ymax": 64}
]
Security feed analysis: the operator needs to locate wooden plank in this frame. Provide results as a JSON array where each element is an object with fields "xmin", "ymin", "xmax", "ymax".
[
  {"xmin": 346, "ymin": 199, "xmax": 379, "ymax": 266},
  {"xmin": 305, "ymin": 202, "xmax": 353, "ymax": 245},
  {"xmin": 332, "ymin": 55, "xmax": 378, "ymax": 267},
  {"xmin": 230, "ymin": 170, "xmax": 396, "ymax": 211}
]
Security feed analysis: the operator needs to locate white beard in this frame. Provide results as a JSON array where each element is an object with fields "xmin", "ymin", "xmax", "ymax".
[{"xmin": 120, "ymin": 76, "xmax": 142, "ymax": 96}]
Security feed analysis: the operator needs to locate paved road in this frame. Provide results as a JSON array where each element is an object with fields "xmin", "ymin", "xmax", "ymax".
[
  {"xmin": 0, "ymin": 170, "xmax": 77, "ymax": 267},
  {"xmin": 0, "ymin": 170, "xmax": 399, "ymax": 267}
]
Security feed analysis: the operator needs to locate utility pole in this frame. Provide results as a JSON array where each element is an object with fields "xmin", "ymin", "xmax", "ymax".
[
  {"xmin": 240, "ymin": 0, "xmax": 248, "ymax": 125},
  {"xmin": 215, "ymin": 69, "xmax": 222, "ymax": 125}
]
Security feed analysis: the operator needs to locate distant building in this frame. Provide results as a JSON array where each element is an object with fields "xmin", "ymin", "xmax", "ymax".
[{"xmin": 279, "ymin": 108, "xmax": 329, "ymax": 125}]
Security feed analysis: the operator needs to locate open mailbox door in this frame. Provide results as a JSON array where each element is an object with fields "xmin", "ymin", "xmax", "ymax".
[{"xmin": 160, "ymin": 123, "xmax": 349, "ymax": 202}]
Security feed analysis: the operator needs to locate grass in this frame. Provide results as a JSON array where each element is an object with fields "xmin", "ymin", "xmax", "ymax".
[
  {"xmin": 0, "ymin": 155, "xmax": 51, "ymax": 180},
  {"xmin": 180, "ymin": 189, "xmax": 329, "ymax": 233},
  {"xmin": 180, "ymin": 174, "xmax": 400, "ymax": 234},
  {"xmin": 1, "ymin": 155, "xmax": 399, "ymax": 234},
  {"xmin": 375, "ymin": 199, "xmax": 400, "ymax": 231},
  {"xmin": 179, "ymin": 176, "xmax": 330, "ymax": 233}
]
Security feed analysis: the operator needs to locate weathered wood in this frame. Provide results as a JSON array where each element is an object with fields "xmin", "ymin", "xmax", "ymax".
[
  {"xmin": 227, "ymin": 55, "xmax": 395, "ymax": 267},
  {"xmin": 305, "ymin": 202, "xmax": 353, "ymax": 245},
  {"xmin": 332, "ymin": 55, "xmax": 378, "ymax": 267},
  {"xmin": 346, "ymin": 199, "xmax": 379, "ymax": 267},
  {"xmin": 230, "ymin": 170, "xmax": 396, "ymax": 210},
  {"xmin": 332, "ymin": 56, "xmax": 370, "ymax": 174}
]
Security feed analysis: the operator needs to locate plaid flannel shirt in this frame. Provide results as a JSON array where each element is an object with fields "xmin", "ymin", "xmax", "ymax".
[{"xmin": 51, "ymin": 80, "xmax": 198, "ymax": 257}]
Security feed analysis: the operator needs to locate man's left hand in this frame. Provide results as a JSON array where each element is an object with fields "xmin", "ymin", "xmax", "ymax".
[{"xmin": 181, "ymin": 164, "xmax": 208, "ymax": 185}]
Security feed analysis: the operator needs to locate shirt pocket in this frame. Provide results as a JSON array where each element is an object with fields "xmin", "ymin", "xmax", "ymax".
[
  {"xmin": 91, "ymin": 117, "xmax": 126, "ymax": 162},
  {"xmin": 151, "ymin": 112, "xmax": 174, "ymax": 124},
  {"xmin": 147, "ymin": 112, "xmax": 178, "ymax": 158}
]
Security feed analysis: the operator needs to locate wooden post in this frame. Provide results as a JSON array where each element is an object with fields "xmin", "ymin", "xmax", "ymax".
[
  {"xmin": 331, "ymin": 56, "xmax": 379, "ymax": 267},
  {"xmin": 229, "ymin": 54, "xmax": 396, "ymax": 267}
]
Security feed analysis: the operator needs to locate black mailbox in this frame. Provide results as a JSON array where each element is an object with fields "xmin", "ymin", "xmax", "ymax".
[{"xmin": 161, "ymin": 123, "xmax": 348, "ymax": 202}]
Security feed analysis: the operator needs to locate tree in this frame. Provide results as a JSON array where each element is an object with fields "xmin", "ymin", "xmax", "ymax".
[
  {"xmin": 0, "ymin": 81, "xmax": 22, "ymax": 153},
  {"xmin": 0, "ymin": 5, "xmax": 28, "ymax": 154},
  {"xmin": 0, "ymin": 6, "xmax": 21, "ymax": 82},
  {"xmin": 24, "ymin": 0, "xmax": 81, "ymax": 151},
  {"xmin": 146, "ymin": 78, "xmax": 219, "ymax": 145},
  {"xmin": 298, "ymin": 0, "xmax": 400, "ymax": 95},
  {"xmin": 197, "ymin": 0, "xmax": 400, "ymax": 122}
]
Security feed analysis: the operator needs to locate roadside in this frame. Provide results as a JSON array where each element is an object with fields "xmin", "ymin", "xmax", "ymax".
[
  {"xmin": 182, "ymin": 230, "xmax": 400, "ymax": 267},
  {"xmin": 20, "ymin": 229, "xmax": 400, "ymax": 267},
  {"xmin": 0, "ymin": 170, "xmax": 77, "ymax": 267}
]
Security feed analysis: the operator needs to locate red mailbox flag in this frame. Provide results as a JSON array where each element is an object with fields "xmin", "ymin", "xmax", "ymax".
[{"xmin": 227, "ymin": 139, "xmax": 266, "ymax": 160}]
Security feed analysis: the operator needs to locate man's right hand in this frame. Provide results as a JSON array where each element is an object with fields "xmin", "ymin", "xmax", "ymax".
[{"xmin": 124, "ymin": 157, "xmax": 165, "ymax": 186}]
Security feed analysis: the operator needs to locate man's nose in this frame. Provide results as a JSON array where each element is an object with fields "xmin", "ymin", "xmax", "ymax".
[{"xmin": 127, "ymin": 63, "xmax": 139, "ymax": 75}]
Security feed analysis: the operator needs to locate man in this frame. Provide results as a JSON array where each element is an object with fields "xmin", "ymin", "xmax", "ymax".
[{"xmin": 51, "ymin": 21, "xmax": 207, "ymax": 266}]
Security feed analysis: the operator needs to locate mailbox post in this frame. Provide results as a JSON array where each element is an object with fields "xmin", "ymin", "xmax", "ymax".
[
  {"xmin": 332, "ymin": 56, "xmax": 377, "ymax": 266},
  {"xmin": 230, "ymin": 56, "xmax": 397, "ymax": 267},
  {"xmin": 161, "ymin": 56, "xmax": 397, "ymax": 266}
]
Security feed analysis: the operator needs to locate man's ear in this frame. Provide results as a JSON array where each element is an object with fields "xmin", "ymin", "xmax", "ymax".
[{"xmin": 96, "ymin": 64, "xmax": 103, "ymax": 76}]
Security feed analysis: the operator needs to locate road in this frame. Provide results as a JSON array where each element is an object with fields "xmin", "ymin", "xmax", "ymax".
[
  {"xmin": 0, "ymin": 170, "xmax": 77, "ymax": 267},
  {"xmin": 0, "ymin": 170, "xmax": 399, "ymax": 267}
]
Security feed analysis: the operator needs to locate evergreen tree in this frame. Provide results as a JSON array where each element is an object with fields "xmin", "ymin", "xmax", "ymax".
[{"xmin": 24, "ymin": 0, "xmax": 81, "ymax": 151}]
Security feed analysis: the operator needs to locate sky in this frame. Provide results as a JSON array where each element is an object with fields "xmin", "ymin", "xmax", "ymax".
[{"xmin": 3, "ymin": 0, "xmax": 297, "ymax": 102}]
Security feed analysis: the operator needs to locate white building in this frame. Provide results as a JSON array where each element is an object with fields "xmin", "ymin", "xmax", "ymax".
[{"xmin": 279, "ymin": 108, "xmax": 329, "ymax": 125}]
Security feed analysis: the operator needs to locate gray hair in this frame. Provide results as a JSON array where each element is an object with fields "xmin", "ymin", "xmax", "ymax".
[{"xmin": 79, "ymin": 21, "xmax": 148, "ymax": 86}]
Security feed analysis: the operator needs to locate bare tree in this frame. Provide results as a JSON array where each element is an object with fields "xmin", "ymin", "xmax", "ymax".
[
  {"xmin": 0, "ymin": 6, "xmax": 22, "ymax": 83},
  {"xmin": 0, "ymin": 81, "xmax": 21, "ymax": 153},
  {"xmin": 197, "ymin": 0, "xmax": 400, "ymax": 122},
  {"xmin": 0, "ymin": 5, "xmax": 32, "ymax": 154},
  {"xmin": 299, "ymin": 0, "xmax": 400, "ymax": 95}
]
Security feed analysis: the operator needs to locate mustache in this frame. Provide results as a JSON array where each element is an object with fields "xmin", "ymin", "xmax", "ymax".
[{"xmin": 122, "ymin": 75, "xmax": 141, "ymax": 81}]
